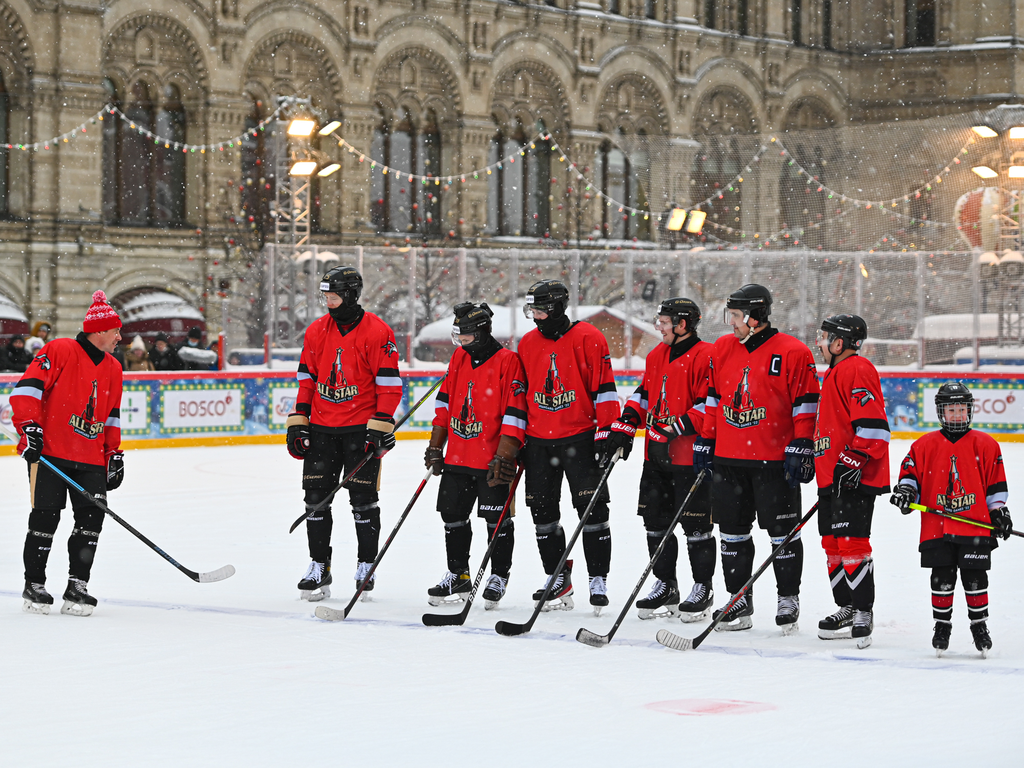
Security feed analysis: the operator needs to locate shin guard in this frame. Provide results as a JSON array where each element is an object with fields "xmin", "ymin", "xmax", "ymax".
[
  {"xmin": 822, "ymin": 536, "xmax": 851, "ymax": 607},
  {"xmin": 720, "ymin": 533, "xmax": 754, "ymax": 595},
  {"xmin": 353, "ymin": 504, "xmax": 381, "ymax": 563},
  {"xmin": 839, "ymin": 537, "xmax": 874, "ymax": 611},
  {"xmin": 931, "ymin": 566, "xmax": 957, "ymax": 623},
  {"xmin": 23, "ymin": 508, "xmax": 60, "ymax": 584},
  {"xmin": 534, "ymin": 521, "xmax": 566, "ymax": 574},
  {"xmin": 686, "ymin": 531, "xmax": 716, "ymax": 585},
  {"xmin": 488, "ymin": 520, "xmax": 514, "ymax": 579},
  {"xmin": 771, "ymin": 532, "xmax": 804, "ymax": 597},
  {"xmin": 647, "ymin": 529, "xmax": 678, "ymax": 583},
  {"xmin": 962, "ymin": 568, "xmax": 990, "ymax": 624},
  {"xmin": 443, "ymin": 519, "xmax": 472, "ymax": 574},
  {"xmin": 582, "ymin": 520, "xmax": 611, "ymax": 578}
]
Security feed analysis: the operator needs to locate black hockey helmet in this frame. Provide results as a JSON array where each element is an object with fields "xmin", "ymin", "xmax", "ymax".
[
  {"xmin": 656, "ymin": 297, "xmax": 701, "ymax": 334},
  {"xmin": 935, "ymin": 381, "xmax": 974, "ymax": 433},
  {"xmin": 451, "ymin": 302, "xmax": 495, "ymax": 349},
  {"xmin": 725, "ymin": 284, "xmax": 772, "ymax": 324},
  {"xmin": 320, "ymin": 266, "xmax": 363, "ymax": 305},
  {"xmin": 819, "ymin": 314, "xmax": 868, "ymax": 352},
  {"xmin": 524, "ymin": 280, "xmax": 569, "ymax": 319}
]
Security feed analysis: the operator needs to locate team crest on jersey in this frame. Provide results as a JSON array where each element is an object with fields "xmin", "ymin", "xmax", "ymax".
[
  {"xmin": 534, "ymin": 353, "xmax": 577, "ymax": 412},
  {"xmin": 852, "ymin": 388, "xmax": 875, "ymax": 406},
  {"xmin": 318, "ymin": 348, "xmax": 359, "ymax": 403},
  {"xmin": 382, "ymin": 340, "xmax": 398, "ymax": 358},
  {"xmin": 511, "ymin": 379, "xmax": 527, "ymax": 397},
  {"xmin": 68, "ymin": 380, "xmax": 103, "ymax": 439},
  {"xmin": 647, "ymin": 375, "xmax": 676, "ymax": 437},
  {"xmin": 450, "ymin": 382, "xmax": 484, "ymax": 439},
  {"xmin": 35, "ymin": 353, "xmax": 51, "ymax": 371},
  {"xmin": 813, "ymin": 435, "xmax": 831, "ymax": 457},
  {"xmin": 935, "ymin": 455, "xmax": 977, "ymax": 512},
  {"xmin": 722, "ymin": 366, "xmax": 767, "ymax": 428}
]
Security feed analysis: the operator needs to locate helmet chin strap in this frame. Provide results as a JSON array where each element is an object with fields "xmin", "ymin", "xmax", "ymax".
[{"xmin": 738, "ymin": 314, "xmax": 759, "ymax": 345}]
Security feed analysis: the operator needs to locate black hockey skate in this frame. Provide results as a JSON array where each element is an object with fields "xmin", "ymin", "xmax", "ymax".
[
  {"xmin": 22, "ymin": 582, "xmax": 53, "ymax": 615},
  {"xmin": 589, "ymin": 576, "xmax": 609, "ymax": 616},
  {"xmin": 354, "ymin": 561, "xmax": 375, "ymax": 601},
  {"xmin": 482, "ymin": 574, "xmax": 508, "ymax": 610},
  {"xmin": 776, "ymin": 595, "xmax": 800, "ymax": 636},
  {"xmin": 713, "ymin": 590, "xmax": 753, "ymax": 631},
  {"xmin": 851, "ymin": 609, "xmax": 873, "ymax": 649},
  {"xmin": 427, "ymin": 570, "xmax": 472, "ymax": 606},
  {"xmin": 61, "ymin": 578, "xmax": 97, "ymax": 617},
  {"xmin": 636, "ymin": 579, "xmax": 681, "ymax": 620},
  {"xmin": 533, "ymin": 560, "xmax": 574, "ymax": 611},
  {"xmin": 298, "ymin": 560, "xmax": 332, "ymax": 602},
  {"xmin": 817, "ymin": 605, "xmax": 854, "ymax": 640},
  {"xmin": 678, "ymin": 582, "xmax": 714, "ymax": 623},
  {"xmin": 970, "ymin": 621, "xmax": 993, "ymax": 659},
  {"xmin": 932, "ymin": 621, "xmax": 952, "ymax": 657}
]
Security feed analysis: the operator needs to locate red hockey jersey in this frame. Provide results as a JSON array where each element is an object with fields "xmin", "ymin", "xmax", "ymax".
[
  {"xmin": 701, "ymin": 326, "xmax": 819, "ymax": 465},
  {"xmin": 517, "ymin": 322, "xmax": 620, "ymax": 442},
  {"xmin": 898, "ymin": 429, "xmax": 1008, "ymax": 543},
  {"xmin": 296, "ymin": 311, "xmax": 403, "ymax": 430},
  {"xmin": 11, "ymin": 335, "xmax": 123, "ymax": 468},
  {"xmin": 432, "ymin": 346, "xmax": 528, "ymax": 473},
  {"xmin": 813, "ymin": 354, "xmax": 891, "ymax": 494},
  {"xmin": 623, "ymin": 335, "xmax": 711, "ymax": 466}
]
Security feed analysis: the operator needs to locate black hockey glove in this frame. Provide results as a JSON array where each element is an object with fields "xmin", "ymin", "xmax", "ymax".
[
  {"xmin": 783, "ymin": 438, "xmax": 815, "ymax": 489},
  {"xmin": 487, "ymin": 435, "xmax": 520, "ymax": 487},
  {"xmin": 693, "ymin": 437, "xmax": 714, "ymax": 475},
  {"xmin": 833, "ymin": 447, "xmax": 869, "ymax": 497},
  {"xmin": 594, "ymin": 426, "xmax": 614, "ymax": 468},
  {"xmin": 20, "ymin": 422, "xmax": 43, "ymax": 464},
  {"xmin": 606, "ymin": 418, "xmax": 637, "ymax": 463},
  {"xmin": 106, "ymin": 450, "xmax": 125, "ymax": 491},
  {"xmin": 991, "ymin": 506, "xmax": 1013, "ymax": 540},
  {"xmin": 890, "ymin": 483, "xmax": 916, "ymax": 514},
  {"xmin": 286, "ymin": 414, "xmax": 311, "ymax": 460},
  {"xmin": 366, "ymin": 416, "xmax": 396, "ymax": 458}
]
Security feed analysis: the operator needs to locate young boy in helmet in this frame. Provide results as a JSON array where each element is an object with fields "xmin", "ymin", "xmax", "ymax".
[
  {"xmin": 606, "ymin": 297, "xmax": 716, "ymax": 621},
  {"xmin": 423, "ymin": 303, "xmax": 528, "ymax": 608},
  {"xmin": 518, "ymin": 279, "xmax": 620, "ymax": 612},
  {"xmin": 286, "ymin": 266, "xmax": 403, "ymax": 601},
  {"xmin": 813, "ymin": 314, "xmax": 890, "ymax": 648},
  {"xmin": 891, "ymin": 382, "xmax": 1011, "ymax": 657},
  {"xmin": 696, "ymin": 283, "xmax": 819, "ymax": 632}
]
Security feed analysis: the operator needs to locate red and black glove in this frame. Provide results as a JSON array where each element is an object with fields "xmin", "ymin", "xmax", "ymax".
[
  {"xmin": 286, "ymin": 414, "xmax": 311, "ymax": 460},
  {"xmin": 366, "ymin": 415, "xmax": 396, "ymax": 458},
  {"xmin": 833, "ymin": 447, "xmax": 869, "ymax": 497}
]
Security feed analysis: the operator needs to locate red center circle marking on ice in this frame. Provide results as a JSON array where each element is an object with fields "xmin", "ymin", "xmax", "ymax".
[{"xmin": 645, "ymin": 699, "xmax": 777, "ymax": 716}]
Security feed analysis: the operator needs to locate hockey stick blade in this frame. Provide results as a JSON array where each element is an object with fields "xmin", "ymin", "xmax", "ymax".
[
  {"xmin": 656, "ymin": 629, "xmax": 694, "ymax": 651},
  {"xmin": 314, "ymin": 605, "xmax": 348, "ymax": 621},
  {"xmin": 494, "ymin": 619, "xmax": 532, "ymax": 636},
  {"xmin": 197, "ymin": 565, "xmax": 236, "ymax": 583},
  {"xmin": 575, "ymin": 628, "xmax": 611, "ymax": 647},
  {"xmin": 421, "ymin": 611, "xmax": 465, "ymax": 627}
]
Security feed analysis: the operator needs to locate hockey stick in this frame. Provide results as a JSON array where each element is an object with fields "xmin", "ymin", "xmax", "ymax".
[
  {"xmin": 495, "ymin": 449, "xmax": 623, "ymax": 637},
  {"xmin": 577, "ymin": 469, "xmax": 707, "ymax": 647},
  {"xmin": 909, "ymin": 502, "xmax": 1023, "ymax": 539},
  {"xmin": 422, "ymin": 465, "xmax": 525, "ymax": 627},
  {"xmin": 656, "ymin": 501, "xmax": 819, "ymax": 651},
  {"xmin": 314, "ymin": 467, "xmax": 435, "ymax": 621},
  {"xmin": 288, "ymin": 374, "xmax": 447, "ymax": 533},
  {"xmin": 0, "ymin": 422, "xmax": 235, "ymax": 583}
]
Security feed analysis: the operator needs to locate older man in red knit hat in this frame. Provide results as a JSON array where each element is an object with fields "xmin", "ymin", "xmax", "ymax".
[{"xmin": 11, "ymin": 291, "xmax": 124, "ymax": 616}]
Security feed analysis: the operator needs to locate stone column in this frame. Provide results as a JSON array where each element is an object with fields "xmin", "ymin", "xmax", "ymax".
[
  {"xmin": 458, "ymin": 116, "xmax": 495, "ymax": 241},
  {"xmin": 338, "ymin": 105, "xmax": 379, "ymax": 237},
  {"xmin": 569, "ymin": 129, "xmax": 603, "ymax": 243}
]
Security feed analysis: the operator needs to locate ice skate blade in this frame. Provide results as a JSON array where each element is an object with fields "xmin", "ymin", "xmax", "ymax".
[
  {"xmin": 935, "ymin": 648, "xmax": 946, "ymax": 658},
  {"xmin": 300, "ymin": 586, "xmax": 331, "ymax": 602},
  {"xmin": 714, "ymin": 616, "xmax": 753, "ymax": 632},
  {"xmin": 638, "ymin": 606, "xmax": 682, "ymax": 620},
  {"xmin": 360, "ymin": 592, "xmax": 373, "ymax": 602},
  {"xmin": 817, "ymin": 628, "xmax": 852, "ymax": 640},
  {"xmin": 856, "ymin": 635, "xmax": 873, "ymax": 649},
  {"xmin": 979, "ymin": 648, "xmax": 990, "ymax": 659},
  {"xmin": 592, "ymin": 605, "xmax": 603, "ymax": 617},
  {"xmin": 22, "ymin": 599, "xmax": 50, "ymax": 615},
  {"xmin": 60, "ymin": 601, "xmax": 93, "ymax": 617},
  {"xmin": 427, "ymin": 594, "xmax": 466, "ymax": 607},
  {"xmin": 678, "ymin": 607, "xmax": 709, "ymax": 623},
  {"xmin": 779, "ymin": 621, "xmax": 799, "ymax": 636},
  {"xmin": 484, "ymin": 600, "xmax": 500, "ymax": 611},
  {"xmin": 538, "ymin": 595, "xmax": 574, "ymax": 612}
]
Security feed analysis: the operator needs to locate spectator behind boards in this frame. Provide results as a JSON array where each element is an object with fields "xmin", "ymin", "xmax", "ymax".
[
  {"xmin": 149, "ymin": 333, "xmax": 182, "ymax": 371},
  {"xmin": 177, "ymin": 326, "xmax": 218, "ymax": 370},
  {"xmin": 25, "ymin": 322, "xmax": 52, "ymax": 355},
  {"xmin": 125, "ymin": 335, "xmax": 155, "ymax": 371},
  {"xmin": 3, "ymin": 335, "xmax": 34, "ymax": 373}
]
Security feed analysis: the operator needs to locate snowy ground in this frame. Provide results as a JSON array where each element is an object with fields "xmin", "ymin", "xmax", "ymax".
[{"xmin": 1, "ymin": 440, "xmax": 1022, "ymax": 767}]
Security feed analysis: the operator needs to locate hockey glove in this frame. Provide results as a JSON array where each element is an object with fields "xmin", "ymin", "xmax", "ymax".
[
  {"xmin": 991, "ymin": 506, "xmax": 1013, "ymax": 540},
  {"xmin": 607, "ymin": 418, "xmax": 638, "ymax": 463},
  {"xmin": 783, "ymin": 438, "xmax": 815, "ymax": 488},
  {"xmin": 890, "ymin": 483, "xmax": 916, "ymax": 514},
  {"xmin": 106, "ymin": 450, "xmax": 125, "ymax": 491},
  {"xmin": 594, "ymin": 425, "xmax": 614, "ymax": 468},
  {"xmin": 20, "ymin": 422, "xmax": 43, "ymax": 464},
  {"xmin": 366, "ymin": 415, "xmax": 396, "ymax": 458},
  {"xmin": 648, "ymin": 414, "xmax": 696, "ymax": 443},
  {"xmin": 425, "ymin": 426, "xmax": 446, "ymax": 476},
  {"xmin": 833, "ymin": 447, "xmax": 869, "ymax": 497},
  {"xmin": 487, "ymin": 435, "xmax": 521, "ymax": 487},
  {"xmin": 286, "ymin": 414, "xmax": 311, "ymax": 460},
  {"xmin": 693, "ymin": 437, "xmax": 715, "ymax": 475}
]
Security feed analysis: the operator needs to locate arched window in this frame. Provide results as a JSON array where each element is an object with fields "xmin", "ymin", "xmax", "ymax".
[
  {"xmin": 608, "ymin": 0, "xmax": 620, "ymax": 14},
  {"xmin": 597, "ymin": 136, "xmax": 650, "ymax": 241},
  {"xmin": 0, "ymin": 71, "xmax": 8, "ymax": 216},
  {"xmin": 240, "ymin": 99, "xmax": 271, "ymax": 244},
  {"xmin": 488, "ymin": 121, "xmax": 551, "ymax": 237},
  {"xmin": 645, "ymin": 0, "xmax": 656, "ymax": 19},
  {"xmin": 527, "ymin": 129, "xmax": 551, "ymax": 238},
  {"xmin": 692, "ymin": 136, "xmax": 743, "ymax": 242},
  {"xmin": 389, "ymin": 109, "xmax": 414, "ymax": 233},
  {"xmin": 370, "ymin": 109, "xmax": 389, "ymax": 232},
  {"xmin": 370, "ymin": 108, "xmax": 444, "ymax": 237},
  {"xmin": 418, "ymin": 110, "xmax": 442, "ymax": 236},
  {"xmin": 154, "ymin": 85, "xmax": 186, "ymax": 224},
  {"xmin": 704, "ymin": 0, "xmax": 716, "ymax": 29},
  {"xmin": 905, "ymin": 0, "xmax": 936, "ymax": 47}
]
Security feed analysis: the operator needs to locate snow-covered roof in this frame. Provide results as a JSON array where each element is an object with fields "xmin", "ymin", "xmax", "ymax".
[
  {"xmin": 119, "ymin": 292, "xmax": 204, "ymax": 324},
  {"xmin": 415, "ymin": 304, "xmax": 662, "ymax": 345},
  {"xmin": 0, "ymin": 294, "xmax": 27, "ymax": 322},
  {"xmin": 915, "ymin": 313, "xmax": 1020, "ymax": 340}
]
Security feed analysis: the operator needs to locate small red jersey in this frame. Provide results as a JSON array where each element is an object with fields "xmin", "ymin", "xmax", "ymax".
[
  {"xmin": 295, "ymin": 311, "xmax": 403, "ymax": 430},
  {"xmin": 432, "ymin": 346, "xmax": 528, "ymax": 473},
  {"xmin": 701, "ymin": 326, "xmax": 819, "ymax": 465},
  {"xmin": 11, "ymin": 335, "xmax": 123, "ymax": 468},
  {"xmin": 898, "ymin": 429, "xmax": 1008, "ymax": 543},
  {"xmin": 813, "ymin": 354, "xmax": 891, "ymax": 494},
  {"xmin": 517, "ymin": 321, "xmax": 620, "ymax": 442},
  {"xmin": 623, "ymin": 335, "xmax": 711, "ymax": 466}
]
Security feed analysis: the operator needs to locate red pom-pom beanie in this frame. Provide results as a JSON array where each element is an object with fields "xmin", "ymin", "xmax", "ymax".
[{"xmin": 83, "ymin": 290, "xmax": 122, "ymax": 333}]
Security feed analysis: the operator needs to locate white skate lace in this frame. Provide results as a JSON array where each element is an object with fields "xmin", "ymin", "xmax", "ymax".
[
  {"xmin": 355, "ymin": 562, "xmax": 372, "ymax": 581},
  {"xmin": 303, "ymin": 561, "xmax": 324, "ymax": 582},
  {"xmin": 541, "ymin": 572, "xmax": 563, "ymax": 593},
  {"xmin": 828, "ymin": 606, "xmax": 854, "ymax": 622},
  {"xmin": 777, "ymin": 596, "xmax": 799, "ymax": 615},
  {"xmin": 485, "ymin": 574, "xmax": 507, "ymax": 594},
  {"xmin": 71, "ymin": 578, "xmax": 89, "ymax": 596},
  {"xmin": 589, "ymin": 576, "xmax": 607, "ymax": 596},
  {"xmin": 683, "ymin": 583, "xmax": 706, "ymax": 604},
  {"xmin": 438, "ymin": 571, "xmax": 459, "ymax": 589},
  {"xmin": 853, "ymin": 609, "xmax": 872, "ymax": 627},
  {"xmin": 645, "ymin": 579, "xmax": 668, "ymax": 600}
]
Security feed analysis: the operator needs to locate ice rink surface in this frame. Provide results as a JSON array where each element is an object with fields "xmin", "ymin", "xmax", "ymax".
[{"xmin": 1, "ymin": 439, "xmax": 1022, "ymax": 767}]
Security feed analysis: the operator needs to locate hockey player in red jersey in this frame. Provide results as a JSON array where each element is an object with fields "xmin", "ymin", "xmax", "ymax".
[
  {"xmin": 696, "ymin": 284, "xmax": 819, "ymax": 632},
  {"xmin": 286, "ymin": 266, "xmax": 403, "ymax": 601},
  {"xmin": 812, "ymin": 314, "xmax": 890, "ymax": 648},
  {"xmin": 518, "ymin": 280, "xmax": 620, "ymax": 612},
  {"xmin": 891, "ymin": 382, "xmax": 1011, "ymax": 657},
  {"xmin": 423, "ymin": 303, "xmax": 528, "ymax": 608},
  {"xmin": 606, "ymin": 297, "xmax": 716, "ymax": 621},
  {"xmin": 14, "ymin": 291, "xmax": 125, "ymax": 616}
]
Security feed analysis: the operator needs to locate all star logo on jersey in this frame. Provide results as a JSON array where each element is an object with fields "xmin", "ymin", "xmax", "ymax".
[
  {"xmin": 450, "ymin": 381, "xmax": 484, "ymax": 439},
  {"xmin": 534, "ymin": 353, "xmax": 577, "ymax": 411},
  {"xmin": 935, "ymin": 455, "xmax": 977, "ymax": 512},
  {"xmin": 852, "ymin": 387, "xmax": 875, "ymax": 406},
  {"xmin": 318, "ymin": 347, "xmax": 359, "ymax": 403},
  {"xmin": 722, "ymin": 366, "xmax": 767, "ymax": 428},
  {"xmin": 68, "ymin": 380, "xmax": 103, "ymax": 439},
  {"xmin": 813, "ymin": 435, "xmax": 831, "ymax": 456}
]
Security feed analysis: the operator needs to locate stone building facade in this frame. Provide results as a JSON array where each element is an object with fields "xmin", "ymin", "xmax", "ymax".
[{"xmin": 1, "ymin": 0, "xmax": 1022, "ymax": 337}]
